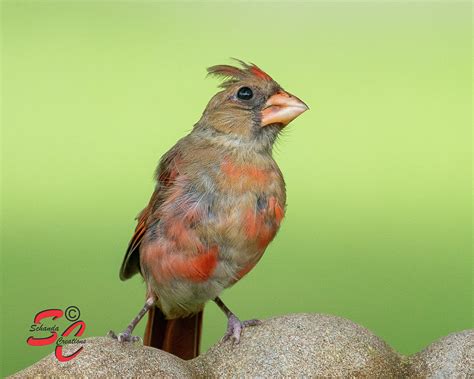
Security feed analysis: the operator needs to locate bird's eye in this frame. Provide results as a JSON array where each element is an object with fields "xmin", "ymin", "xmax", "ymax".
[{"xmin": 237, "ymin": 87, "xmax": 253, "ymax": 100}]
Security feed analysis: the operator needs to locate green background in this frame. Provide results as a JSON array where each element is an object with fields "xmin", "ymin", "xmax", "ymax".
[{"xmin": 1, "ymin": 1, "xmax": 472, "ymax": 376}]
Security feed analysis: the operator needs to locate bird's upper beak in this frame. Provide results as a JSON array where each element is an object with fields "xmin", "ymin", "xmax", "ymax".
[{"xmin": 261, "ymin": 90, "xmax": 308, "ymax": 127}]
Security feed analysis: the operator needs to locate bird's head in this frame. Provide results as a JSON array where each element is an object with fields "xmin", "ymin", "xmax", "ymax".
[{"xmin": 196, "ymin": 60, "xmax": 308, "ymax": 147}]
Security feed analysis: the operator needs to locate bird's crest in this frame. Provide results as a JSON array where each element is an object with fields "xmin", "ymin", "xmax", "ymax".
[{"xmin": 207, "ymin": 59, "xmax": 273, "ymax": 88}]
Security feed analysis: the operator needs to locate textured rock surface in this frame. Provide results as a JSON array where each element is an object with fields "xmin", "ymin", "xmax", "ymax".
[
  {"xmin": 407, "ymin": 329, "xmax": 473, "ymax": 378},
  {"xmin": 193, "ymin": 313, "xmax": 403, "ymax": 377},
  {"xmin": 10, "ymin": 336, "xmax": 194, "ymax": 378},
  {"xmin": 9, "ymin": 313, "xmax": 473, "ymax": 378}
]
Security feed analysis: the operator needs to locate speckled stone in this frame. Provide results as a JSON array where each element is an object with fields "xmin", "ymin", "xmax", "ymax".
[
  {"xmin": 9, "ymin": 336, "xmax": 194, "ymax": 378},
  {"xmin": 193, "ymin": 313, "xmax": 403, "ymax": 377},
  {"xmin": 407, "ymin": 329, "xmax": 473, "ymax": 378},
  {"xmin": 8, "ymin": 314, "xmax": 474, "ymax": 378}
]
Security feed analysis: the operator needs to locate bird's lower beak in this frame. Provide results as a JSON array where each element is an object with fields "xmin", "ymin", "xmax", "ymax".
[{"xmin": 261, "ymin": 90, "xmax": 308, "ymax": 127}]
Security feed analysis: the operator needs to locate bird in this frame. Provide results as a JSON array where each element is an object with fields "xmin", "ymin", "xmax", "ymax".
[{"xmin": 109, "ymin": 60, "xmax": 308, "ymax": 360}]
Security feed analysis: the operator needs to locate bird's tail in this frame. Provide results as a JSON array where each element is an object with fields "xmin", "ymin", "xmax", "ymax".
[{"xmin": 143, "ymin": 306, "xmax": 203, "ymax": 360}]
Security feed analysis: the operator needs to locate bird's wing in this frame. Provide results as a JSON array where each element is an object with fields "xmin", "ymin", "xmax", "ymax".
[
  {"xmin": 118, "ymin": 193, "xmax": 155, "ymax": 280},
  {"xmin": 119, "ymin": 148, "xmax": 181, "ymax": 281}
]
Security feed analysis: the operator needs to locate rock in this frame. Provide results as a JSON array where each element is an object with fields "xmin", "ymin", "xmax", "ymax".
[
  {"xmin": 193, "ymin": 313, "xmax": 403, "ymax": 377},
  {"xmin": 407, "ymin": 329, "xmax": 473, "ymax": 378},
  {"xmin": 9, "ymin": 336, "xmax": 195, "ymax": 378},
  {"xmin": 9, "ymin": 314, "xmax": 473, "ymax": 378}
]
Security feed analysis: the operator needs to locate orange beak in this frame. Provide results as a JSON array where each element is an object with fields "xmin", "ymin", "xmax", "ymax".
[{"xmin": 261, "ymin": 90, "xmax": 308, "ymax": 127}]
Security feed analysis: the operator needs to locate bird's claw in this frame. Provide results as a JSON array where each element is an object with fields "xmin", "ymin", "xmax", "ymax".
[
  {"xmin": 221, "ymin": 315, "xmax": 262, "ymax": 344},
  {"xmin": 107, "ymin": 330, "xmax": 142, "ymax": 343}
]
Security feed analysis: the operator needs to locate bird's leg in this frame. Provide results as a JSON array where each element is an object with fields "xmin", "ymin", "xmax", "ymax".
[
  {"xmin": 108, "ymin": 297, "xmax": 155, "ymax": 343},
  {"xmin": 214, "ymin": 296, "xmax": 261, "ymax": 344}
]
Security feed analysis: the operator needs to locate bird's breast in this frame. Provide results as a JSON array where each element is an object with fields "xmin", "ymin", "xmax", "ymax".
[
  {"xmin": 198, "ymin": 156, "xmax": 286, "ymax": 280},
  {"xmin": 141, "ymin": 154, "xmax": 286, "ymax": 295},
  {"xmin": 216, "ymin": 156, "xmax": 280, "ymax": 193}
]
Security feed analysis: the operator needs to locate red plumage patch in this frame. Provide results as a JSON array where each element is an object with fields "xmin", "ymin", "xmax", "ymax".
[
  {"xmin": 250, "ymin": 65, "xmax": 272, "ymax": 81},
  {"xmin": 207, "ymin": 60, "xmax": 273, "ymax": 87},
  {"xmin": 274, "ymin": 202, "xmax": 284, "ymax": 225},
  {"xmin": 243, "ymin": 204, "xmax": 279, "ymax": 251},
  {"xmin": 269, "ymin": 196, "xmax": 285, "ymax": 226},
  {"xmin": 176, "ymin": 246, "xmax": 219, "ymax": 282},
  {"xmin": 221, "ymin": 159, "xmax": 270, "ymax": 187},
  {"xmin": 144, "ymin": 244, "xmax": 219, "ymax": 283},
  {"xmin": 166, "ymin": 222, "xmax": 195, "ymax": 249},
  {"xmin": 244, "ymin": 208, "xmax": 264, "ymax": 239}
]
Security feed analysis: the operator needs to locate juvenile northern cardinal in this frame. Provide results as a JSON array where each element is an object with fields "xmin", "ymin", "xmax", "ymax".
[{"xmin": 110, "ymin": 60, "xmax": 308, "ymax": 359}]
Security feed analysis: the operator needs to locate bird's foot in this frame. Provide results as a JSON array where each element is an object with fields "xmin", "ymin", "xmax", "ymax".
[
  {"xmin": 221, "ymin": 314, "xmax": 262, "ymax": 344},
  {"xmin": 107, "ymin": 330, "xmax": 142, "ymax": 343}
]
